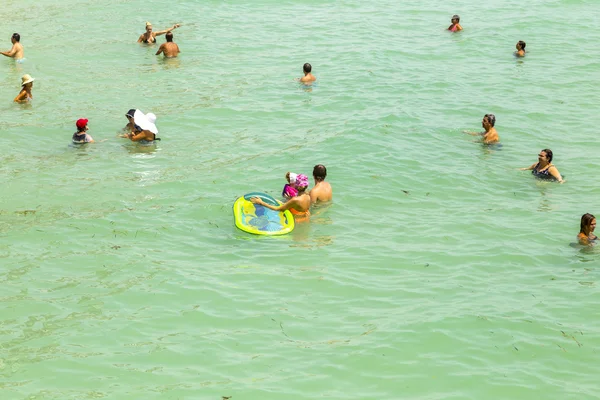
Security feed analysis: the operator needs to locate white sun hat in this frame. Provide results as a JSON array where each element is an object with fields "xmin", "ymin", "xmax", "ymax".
[{"xmin": 133, "ymin": 111, "xmax": 158, "ymax": 134}]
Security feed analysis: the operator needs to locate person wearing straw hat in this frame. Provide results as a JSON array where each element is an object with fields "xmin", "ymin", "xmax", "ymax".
[
  {"xmin": 138, "ymin": 22, "xmax": 180, "ymax": 44},
  {"xmin": 14, "ymin": 74, "xmax": 35, "ymax": 103},
  {"xmin": 124, "ymin": 110, "xmax": 160, "ymax": 142},
  {"xmin": 1, "ymin": 33, "xmax": 24, "ymax": 60}
]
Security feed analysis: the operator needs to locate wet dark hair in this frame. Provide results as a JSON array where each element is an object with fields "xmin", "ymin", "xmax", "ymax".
[
  {"xmin": 484, "ymin": 114, "xmax": 496, "ymax": 127},
  {"xmin": 313, "ymin": 164, "xmax": 327, "ymax": 182},
  {"xmin": 580, "ymin": 213, "xmax": 596, "ymax": 236},
  {"xmin": 303, "ymin": 63, "xmax": 312, "ymax": 73},
  {"xmin": 518, "ymin": 41, "xmax": 526, "ymax": 50},
  {"xmin": 452, "ymin": 15, "xmax": 460, "ymax": 22},
  {"xmin": 166, "ymin": 32, "xmax": 173, "ymax": 42},
  {"xmin": 12, "ymin": 33, "xmax": 20, "ymax": 42},
  {"xmin": 541, "ymin": 148, "xmax": 553, "ymax": 163}
]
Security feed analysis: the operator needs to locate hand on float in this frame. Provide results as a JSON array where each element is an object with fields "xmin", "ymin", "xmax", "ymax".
[{"xmin": 250, "ymin": 197, "xmax": 263, "ymax": 205}]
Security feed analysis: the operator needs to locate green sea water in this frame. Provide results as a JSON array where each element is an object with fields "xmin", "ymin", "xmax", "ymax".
[{"xmin": 1, "ymin": 0, "xmax": 600, "ymax": 399}]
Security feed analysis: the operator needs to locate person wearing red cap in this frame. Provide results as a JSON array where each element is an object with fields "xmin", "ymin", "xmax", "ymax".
[{"xmin": 72, "ymin": 119, "xmax": 94, "ymax": 144}]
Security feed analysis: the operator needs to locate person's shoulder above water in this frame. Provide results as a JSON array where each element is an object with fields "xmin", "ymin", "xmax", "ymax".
[
  {"xmin": 138, "ymin": 22, "xmax": 180, "ymax": 43},
  {"xmin": 155, "ymin": 32, "xmax": 180, "ymax": 57},
  {"xmin": 448, "ymin": 15, "xmax": 463, "ymax": 32},
  {"xmin": 309, "ymin": 164, "xmax": 332, "ymax": 204},
  {"xmin": 122, "ymin": 110, "xmax": 161, "ymax": 142},
  {"xmin": 515, "ymin": 41, "xmax": 526, "ymax": 57},
  {"xmin": 578, "ymin": 213, "xmax": 598, "ymax": 246},
  {"xmin": 72, "ymin": 118, "xmax": 94, "ymax": 143},
  {"xmin": 520, "ymin": 148, "xmax": 565, "ymax": 183},
  {"xmin": 464, "ymin": 114, "xmax": 499, "ymax": 144},
  {"xmin": 299, "ymin": 63, "xmax": 316, "ymax": 83},
  {"xmin": 14, "ymin": 74, "xmax": 34, "ymax": 103},
  {"xmin": 1, "ymin": 33, "xmax": 24, "ymax": 59}
]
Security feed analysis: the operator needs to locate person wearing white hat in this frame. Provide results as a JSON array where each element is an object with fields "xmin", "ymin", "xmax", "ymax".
[
  {"xmin": 14, "ymin": 74, "xmax": 35, "ymax": 103},
  {"xmin": 124, "ymin": 110, "xmax": 160, "ymax": 142}
]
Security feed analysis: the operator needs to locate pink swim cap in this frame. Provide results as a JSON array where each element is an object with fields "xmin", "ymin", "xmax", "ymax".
[{"xmin": 295, "ymin": 174, "xmax": 309, "ymax": 188}]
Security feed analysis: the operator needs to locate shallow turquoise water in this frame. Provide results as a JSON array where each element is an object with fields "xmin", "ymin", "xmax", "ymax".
[{"xmin": 1, "ymin": 0, "xmax": 600, "ymax": 399}]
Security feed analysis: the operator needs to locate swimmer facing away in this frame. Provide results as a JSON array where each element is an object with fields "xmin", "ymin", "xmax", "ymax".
[
  {"xmin": 299, "ymin": 63, "xmax": 316, "ymax": 83},
  {"xmin": 72, "ymin": 119, "xmax": 94, "ymax": 144},
  {"xmin": 251, "ymin": 174, "xmax": 311, "ymax": 220},
  {"xmin": 309, "ymin": 164, "xmax": 332, "ymax": 204},
  {"xmin": 578, "ymin": 213, "xmax": 598, "ymax": 246},
  {"xmin": 138, "ymin": 22, "xmax": 180, "ymax": 44},
  {"xmin": 155, "ymin": 32, "xmax": 180, "ymax": 57},
  {"xmin": 448, "ymin": 15, "xmax": 463, "ymax": 32},
  {"xmin": 520, "ymin": 149, "xmax": 565, "ymax": 183},
  {"xmin": 465, "ymin": 114, "xmax": 499, "ymax": 144},
  {"xmin": 14, "ymin": 74, "xmax": 34, "ymax": 103},
  {"xmin": 515, "ymin": 41, "xmax": 526, "ymax": 57},
  {"xmin": 1, "ymin": 33, "xmax": 24, "ymax": 59}
]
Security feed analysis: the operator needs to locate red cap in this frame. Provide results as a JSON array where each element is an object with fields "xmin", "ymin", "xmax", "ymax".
[{"xmin": 76, "ymin": 118, "xmax": 88, "ymax": 129}]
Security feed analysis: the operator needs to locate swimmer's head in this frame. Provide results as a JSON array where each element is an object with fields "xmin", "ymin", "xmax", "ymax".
[
  {"xmin": 21, "ymin": 74, "xmax": 35, "ymax": 87},
  {"xmin": 516, "ymin": 41, "xmax": 526, "ymax": 51},
  {"xmin": 295, "ymin": 174, "xmax": 309, "ymax": 191},
  {"xmin": 451, "ymin": 15, "xmax": 460, "ymax": 23},
  {"xmin": 539, "ymin": 148, "xmax": 553, "ymax": 163},
  {"xmin": 166, "ymin": 32, "xmax": 174, "ymax": 42},
  {"xmin": 125, "ymin": 109, "xmax": 136, "ymax": 120},
  {"xmin": 12, "ymin": 33, "xmax": 20, "ymax": 43},
  {"xmin": 76, "ymin": 118, "xmax": 89, "ymax": 132},
  {"xmin": 581, "ymin": 213, "xmax": 597, "ymax": 235},
  {"xmin": 482, "ymin": 114, "xmax": 496, "ymax": 128},
  {"xmin": 303, "ymin": 63, "xmax": 312, "ymax": 74},
  {"xmin": 146, "ymin": 22, "xmax": 152, "ymax": 32},
  {"xmin": 313, "ymin": 164, "xmax": 327, "ymax": 182}
]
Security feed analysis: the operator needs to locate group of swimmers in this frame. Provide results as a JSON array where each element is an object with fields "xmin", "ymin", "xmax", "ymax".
[
  {"xmin": 250, "ymin": 166, "xmax": 333, "ymax": 221},
  {"xmin": 1, "ymin": 16, "xmax": 593, "ymax": 234},
  {"xmin": 3, "ymin": 23, "xmax": 182, "ymax": 103},
  {"xmin": 447, "ymin": 15, "xmax": 595, "ymax": 246}
]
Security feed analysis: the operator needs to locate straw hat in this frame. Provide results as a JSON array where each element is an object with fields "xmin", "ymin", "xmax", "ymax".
[
  {"xmin": 134, "ymin": 111, "xmax": 158, "ymax": 134},
  {"xmin": 21, "ymin": 74, "xmax": 35, "ymax": 86}
]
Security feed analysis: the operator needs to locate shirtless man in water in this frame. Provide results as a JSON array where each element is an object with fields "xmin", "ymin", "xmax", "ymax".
[
  {"xmin": 1, "ymin": 33, "xmax": 24, "ymax": 60},
  {"xmin": 299, "ymin": 63, "xmax": 316, "ymax": 83},
  {"xmin": 156, "ymin": 32, "xmax": 180, "ymax": 57},
  {"xmin": 309, "ymin": 164, "xmax": 332, "ymax": 203}
]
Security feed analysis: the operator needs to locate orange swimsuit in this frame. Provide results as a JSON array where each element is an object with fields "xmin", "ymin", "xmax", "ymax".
[{"xmin": 290, "ymin": 208, "xmax": 310, "ymax": 222}]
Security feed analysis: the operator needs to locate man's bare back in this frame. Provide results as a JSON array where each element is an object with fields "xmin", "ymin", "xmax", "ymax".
[
  {"xmin": 300, "ymin": 73, "xmax": 316, "ymax": 83},
  {"xmin": 309, "ymin": 181, "xmax": 332, "ymax": 203},
  {"xmin": 156, "ymin": 33, "xmax": 180, "ymax": 58}
]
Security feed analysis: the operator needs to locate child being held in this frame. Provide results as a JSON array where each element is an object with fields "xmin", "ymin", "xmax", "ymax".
[{"xmin": 282, "ymin": 172, "xmax": 299, "ymax": 198}]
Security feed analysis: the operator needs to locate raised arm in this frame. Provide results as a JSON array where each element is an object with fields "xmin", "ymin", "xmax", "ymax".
[{"xmin": 154, "ymin": 24, "xmax": 180, "ymax": 36}]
